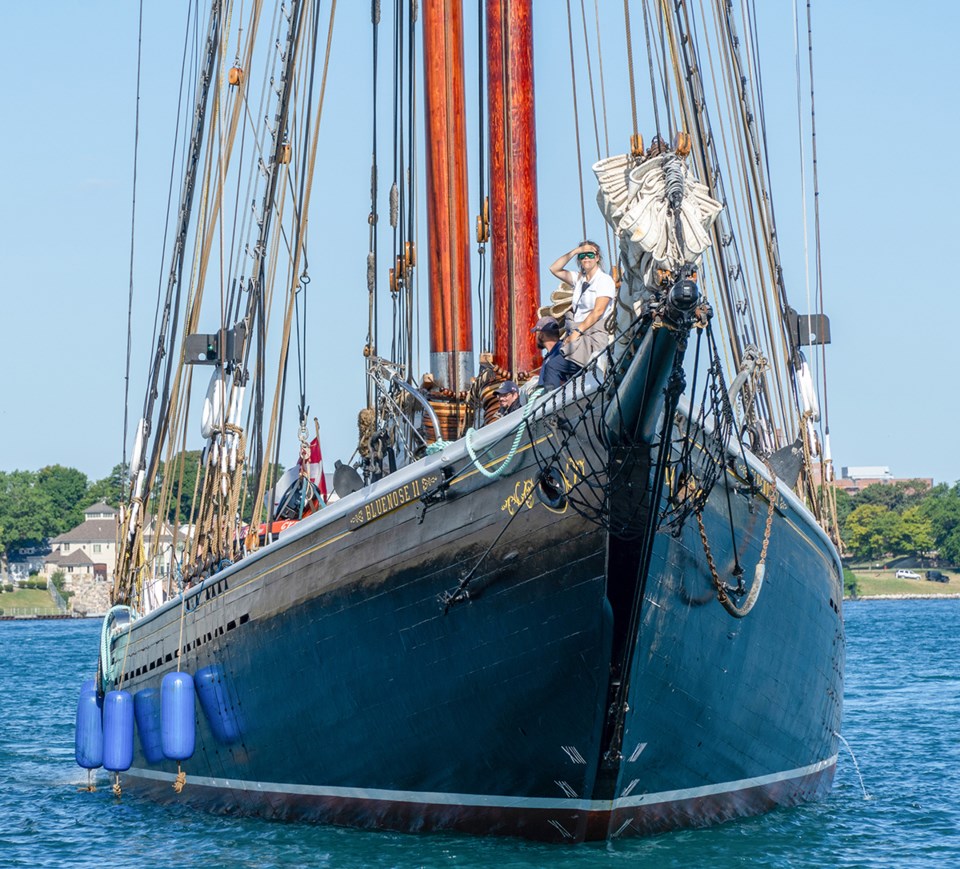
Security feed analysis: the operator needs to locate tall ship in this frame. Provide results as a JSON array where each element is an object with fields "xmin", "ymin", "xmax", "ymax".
[{"xmin": 75, "ymin": 0, "xmax": 845, "ymax": 842}]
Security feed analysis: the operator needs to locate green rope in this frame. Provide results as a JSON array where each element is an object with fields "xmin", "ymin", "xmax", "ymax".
[
  {"xmin": 464, "ymin": 389, "xmax": 543, "ymax": 479},
  {"xmin": 99, "ymin": 605, "xmax": 138, "ymax": 692}
]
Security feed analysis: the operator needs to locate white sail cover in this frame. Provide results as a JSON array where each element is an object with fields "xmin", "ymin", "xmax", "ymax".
[
  {"xmin": 594, "ymin": 152, "xmax": 722, "ymax": 347},
  {"xmin": 595, "ymin": 153, "xmax": 721, "ymax": 270}
]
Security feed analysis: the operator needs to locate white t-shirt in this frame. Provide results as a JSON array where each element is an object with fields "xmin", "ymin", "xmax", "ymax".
[{"xmin": 569, "ymin": 269, "xmax": 616, "ymax": 324}]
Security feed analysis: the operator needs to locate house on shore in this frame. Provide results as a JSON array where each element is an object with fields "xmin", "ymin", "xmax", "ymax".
[
  {"xmin": 43, "ymin": 502, "xmax": 188, "ymax": 616},
  {"xmin": 4, "ymin": 541, "xmax": 51, "ymax": 582},
  {"xmin": 43, "ymin": 502, "xmax": 117, "ymax": 615}
]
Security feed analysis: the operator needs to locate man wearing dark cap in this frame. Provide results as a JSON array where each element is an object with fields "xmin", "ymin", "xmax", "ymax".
[
  {"xmin": 495, "ymin": 380, "xmax": 523, "ymax": 415},
  {"xmin": 532, "ymin": 316, "xmax": 581, "ymax": 389}
]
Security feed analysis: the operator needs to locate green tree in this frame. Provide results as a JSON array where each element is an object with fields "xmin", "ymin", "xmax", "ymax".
[
  {"xmin": 856, "ymin": 480, "xmax": 930, "ymax": 512},
  {"xmin": 36, "ymin": 465, "xmax": 89, "ymax": 533},
  {"xmin": 0, "ymin": 471, "xmax": 57, "ymax": 549},
  {"xmin": 843, "ymin": 503, "xmax": 900, "ymax": 562},
  {"xmin": 897, "ymin": 505, "xmax": 935, "ymax": 557},
  {"xmin": 84, "ymin": 463, "xmax": 128, "ymax": 508},
  {"xmin": 842, "ymin": 567, "xmax": 859, "ymax": 598},
  {"xmin": 921, "ymin": 483, "xmax": 960, "ymax": 565},
  {"xmin": 833, "ymin": 487, "xmax": 854, "ymax": 528}
]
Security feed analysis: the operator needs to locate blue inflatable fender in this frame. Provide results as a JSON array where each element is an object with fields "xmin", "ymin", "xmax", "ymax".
[
  {"xmin": 102, "ymin": 690, "xmax": 134, "ymax": 772},
  {"xmin": 195, "ymin": 664, "xmax": 243, "ymax": 745},
  {"xmin": 134, "ymin": 688, "xmax": 165, "ymax": 764},
  {"xmin": 75, "ymin": 679, "xmax": 103, "ymax": 770},
  {"xmin": 161, "ymin": 672, "xmax": 196, "ymax": 761}
]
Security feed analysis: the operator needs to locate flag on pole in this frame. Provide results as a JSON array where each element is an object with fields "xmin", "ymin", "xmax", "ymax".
[{"xmin": 300, "ymin": 435, "xmax": 328, "ymax": 502}]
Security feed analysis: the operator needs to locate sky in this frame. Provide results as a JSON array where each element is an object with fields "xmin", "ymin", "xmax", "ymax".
[{"xmin": 1, "ymin": 1, "xmax": 958, "ymax": 488}]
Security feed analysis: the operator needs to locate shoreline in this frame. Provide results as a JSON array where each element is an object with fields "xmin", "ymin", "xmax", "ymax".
[
  {"xmin": 845, "ymin": 593, "xmax": 960, "ymax": 601},
  {"xmin": 0, "ymin": 614, "xmax": 98, "ymax": 621}
]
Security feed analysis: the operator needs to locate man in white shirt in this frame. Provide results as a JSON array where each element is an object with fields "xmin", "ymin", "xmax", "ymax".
[{"xmin": 548, "ymin": 240, "xmax": 615, "ymax": 367}]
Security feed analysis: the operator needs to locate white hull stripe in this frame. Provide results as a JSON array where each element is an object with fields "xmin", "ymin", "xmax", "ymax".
[{"xmin": 127, "ymin": 755, "xmax": 836, "ymax": 813}]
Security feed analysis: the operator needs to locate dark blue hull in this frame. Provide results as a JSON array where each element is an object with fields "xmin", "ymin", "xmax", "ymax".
[{"xmin": 103, "ymin": 382, "xmax": 844, "ymax": 841}]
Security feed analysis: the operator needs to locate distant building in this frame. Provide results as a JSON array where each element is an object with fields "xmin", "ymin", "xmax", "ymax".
[
  {"xmin": 42, "ymin": 502, "xmax": 118, "ymax": 615},
  {"xmin": 833, "ymin": 467, "xmax": 933, "ymax": 496},
  {"xmin": 42, "ymin": 502, "xmax": 189, "ymax": 616},
  {"xmin": 841, "ymin": 466, "xmax": 893, "ymax": 481},
  {"xmin": 5, "ymin": 540, "xmax": 51, "ymax": 582},
  {"xmin": 44, "ymin": 502, "xmax": 119, "ymax": 579}
]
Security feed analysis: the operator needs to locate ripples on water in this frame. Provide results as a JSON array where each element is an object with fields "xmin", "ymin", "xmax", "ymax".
[{"xmin": 1, "ymin": 601, "xmax": 957, "ymax": 868}]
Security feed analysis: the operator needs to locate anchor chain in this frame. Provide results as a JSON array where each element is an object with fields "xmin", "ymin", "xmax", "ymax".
[{"xmin": 697, "ymin": 462, "xmax": 777, "ymax": 618}]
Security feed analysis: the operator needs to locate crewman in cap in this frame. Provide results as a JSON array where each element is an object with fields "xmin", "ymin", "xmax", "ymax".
[
  {"xmin": 532, "ymin": 316, "xmax": 581, "ymax": 389},
  {"xmin": 494, "ymin": 380, "xmax": 523, "ymax": 415}
]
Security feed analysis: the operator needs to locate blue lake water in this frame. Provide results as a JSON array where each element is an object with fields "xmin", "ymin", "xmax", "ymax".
[{"xmin": 1, "ymin": 600, "xmax": 957, "ymax": 868}]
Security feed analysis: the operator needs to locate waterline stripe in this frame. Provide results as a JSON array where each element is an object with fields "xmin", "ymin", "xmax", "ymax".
[{"xmin": 128, "ymin": 755, "xmax": 836, "ymax": 812}]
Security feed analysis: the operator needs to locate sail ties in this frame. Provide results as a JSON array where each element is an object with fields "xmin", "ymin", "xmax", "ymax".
[{"xmin": 662, "ymin": 154, "xmax": 687, "ymax": 255}]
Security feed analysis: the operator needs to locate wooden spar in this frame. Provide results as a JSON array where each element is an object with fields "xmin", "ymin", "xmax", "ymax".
[
  {"xmin": 423, "ymin": 0, "xmax": 474, "ymax": 392},
  {"xmin": 487, "ymin": 0, "xmax": 540, "ymax": 377}
]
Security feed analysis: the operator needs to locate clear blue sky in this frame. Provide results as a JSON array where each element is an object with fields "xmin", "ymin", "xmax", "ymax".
[{"xmin": 1, "ymin": 2, "xmax": 957, "ymax": 486}]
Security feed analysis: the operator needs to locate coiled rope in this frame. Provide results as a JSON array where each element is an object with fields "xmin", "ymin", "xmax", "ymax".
[
  {"xmin": 99, "ymin": 605, "xmax": 138, "ymax": 692},
  {"xmin": 463, "ymin": 389, "xmax": 543, "ymax": 479}
]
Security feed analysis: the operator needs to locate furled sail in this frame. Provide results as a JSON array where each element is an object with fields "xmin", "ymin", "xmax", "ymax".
[{"xmin": 594, "ymin": 148, "xmax": 722, "ymax": 348}]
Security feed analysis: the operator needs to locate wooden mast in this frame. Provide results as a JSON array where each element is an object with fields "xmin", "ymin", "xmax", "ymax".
[
  {"xmin": 487, "ymin": 0, "xmax": 540, "ymax": 376},
  {"xmin": 423, "ymin": 0, "xmax": 473, "ymax": 392}
]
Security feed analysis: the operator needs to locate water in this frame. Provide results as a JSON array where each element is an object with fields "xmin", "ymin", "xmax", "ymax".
[{"xmin": 1, "ymin": 601, "xmax": 958, "ymax": 868}]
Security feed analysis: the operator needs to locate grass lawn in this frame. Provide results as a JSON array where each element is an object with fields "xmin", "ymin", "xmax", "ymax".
[
  {"xmin": 0, "ymin": 587, "xmax": 60, "ymax": 614},
  {"xmin": 850, "ymin": 570, "xmax": 957, "ymax": 597}
]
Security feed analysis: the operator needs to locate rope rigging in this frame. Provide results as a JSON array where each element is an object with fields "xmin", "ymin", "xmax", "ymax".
[
  {"xmin": 112, "ymin": 1, "xmax": 839, "ymax": 615},
  {"xmin": 116, "ymin": 0, "xmax": 343, "ymax": 605},
  {"xmin": 802, "ymin": 0, "xmax": 840, "ymax": 545},
  {"xmin": 666, "ymin": 3, "xmax": 793, "ymax": 455},
  {"xmin": 564, "ymin": 0, "xmax": 587, "ymax": 238},
  {"xmin": 123, "ymin": 0, "xmax": 145, "ymax": 503},
  {"xmin": 475, "ymin": 0, "xmax": 490, "ymax": 353},
  {"xmin": 368, "ymin": 0, "xmax": 381, "ymax": 411}
]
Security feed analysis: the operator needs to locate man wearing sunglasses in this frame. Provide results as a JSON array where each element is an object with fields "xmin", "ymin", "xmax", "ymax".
[{"xmin": 548, "ymin": 240, "xmax": 616, "ymax": 367}]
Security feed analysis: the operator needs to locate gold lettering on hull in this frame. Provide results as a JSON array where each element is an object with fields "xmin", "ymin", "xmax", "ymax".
[
  {"xmin": 501, "ymin": 479, "xmax": 536, "ymax": 516},
  {"xmin": 350, "ymin": 474, "xmax": 439, "ymax": 527},
  {"xmin": 500, "ymin": 458, "xmax": 586, "ymax": 516}
]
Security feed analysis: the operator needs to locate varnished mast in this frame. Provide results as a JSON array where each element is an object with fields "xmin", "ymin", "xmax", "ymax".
[
  {"xmin": 487, "ymin": 0, "xmax": 540, "ymax": 376},
  {"xmin": 423, "ymin": 0, "xmax": 474, "ymax": 392}
]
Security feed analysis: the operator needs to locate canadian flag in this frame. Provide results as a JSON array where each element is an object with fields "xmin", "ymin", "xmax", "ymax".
[{"xmin": 299, "ymin": 435, "xmax": 328, "ymax": 502}]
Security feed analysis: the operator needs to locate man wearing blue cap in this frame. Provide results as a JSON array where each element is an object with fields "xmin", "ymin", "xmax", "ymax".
[
  {"xmin": 532, "ymin": 316, "xmax": 581, "ymax": 389},
  {"xmin": 495, "ymin": 380, "xmax": 523, "ymax": 415}
]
